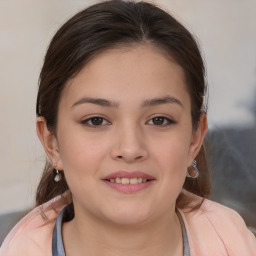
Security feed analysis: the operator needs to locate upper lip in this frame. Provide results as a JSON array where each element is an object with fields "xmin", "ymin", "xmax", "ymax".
[{"xmin": 102, "ymin": 171, "xmax": 155, "ymax": 180}]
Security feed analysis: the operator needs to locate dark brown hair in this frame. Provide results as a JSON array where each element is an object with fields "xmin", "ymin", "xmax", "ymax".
[{"xmin": 36, "ymin": 0, "xmax": 210, "ymax": 208}]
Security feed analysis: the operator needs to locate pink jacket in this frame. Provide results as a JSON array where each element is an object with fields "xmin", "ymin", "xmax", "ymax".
[{"xmin": 1, "ymin": 194, "xmax": 255, "ymax": 256}]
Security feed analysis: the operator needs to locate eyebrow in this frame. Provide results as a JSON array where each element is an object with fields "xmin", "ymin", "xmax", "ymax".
[
  {"xmin": 141, "ymin": 96, "xmax": 183, "ymax": 108},
  {"xmin": 72, "ymin": 97, "xmax": 119, "ymax": 108},
  {"xmin": 71, "ymin": 95, "xmax": 183, "ymax": 109}
]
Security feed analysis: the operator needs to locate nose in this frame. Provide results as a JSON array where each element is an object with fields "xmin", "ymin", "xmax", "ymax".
[{"xmin": 110, "ymin": 124, "xmax": 149, "ymax": 163}]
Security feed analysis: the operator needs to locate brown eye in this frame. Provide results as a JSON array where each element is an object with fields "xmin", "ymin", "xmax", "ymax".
[
  {"xmin": 81, "ymin": 116, "xmax": 110, "ymax": 127},
  {"xmin": 147, "ymin": 116, "xmax": 175, "ymax": 126},
  {"xmin": 152, "ymin": 117, "xmax": 165, "ymax": 125},
  {"xmin": 91, "ymin": 117, "xmax": 104, "ymax": 125}
]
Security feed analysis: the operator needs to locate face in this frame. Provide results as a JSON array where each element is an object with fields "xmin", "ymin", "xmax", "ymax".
[{"xmin": 40, "ymin": 44, "xmax": 205, "ymax": 225}]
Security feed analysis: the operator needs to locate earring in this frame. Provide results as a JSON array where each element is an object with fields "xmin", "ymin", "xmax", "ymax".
[
  {"xmin": 53, "ymin": 164, "xmax": 62, "ymax": 182},
  {"xmin": 186, "ymin": 160, "xmax": 199, "ymax": 178}
]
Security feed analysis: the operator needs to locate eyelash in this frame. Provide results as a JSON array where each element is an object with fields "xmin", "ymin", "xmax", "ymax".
[
  {"xmin": 81, "ymin": 116, "xmax": 176, "ymax": 128},
  {"xmin": 81, "ymin": 116, "xmax": 111, "ymax": 128},
  {"xmin": 146, "ymin": 116, "xmax": 176, "ymax": 126}
]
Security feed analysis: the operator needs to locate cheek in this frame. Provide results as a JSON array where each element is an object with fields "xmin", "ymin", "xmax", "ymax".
[
  {"xmin": 57, "ymin": 129, "xmax": 107, "ymax": 178},
  {"xmin": 154, "ymin": 143, "xmax": 189, "ymax": 187},
  {"xmin": 57, "ymin": 135, "xmax": 107, "ymax": 205},
  {"xmin": 152, "ymin": 131, "xmax": 191, "ymax": 170},
  {"xmin": 151, "ymin": 132, "xmax": 191, "ymax": 195}
]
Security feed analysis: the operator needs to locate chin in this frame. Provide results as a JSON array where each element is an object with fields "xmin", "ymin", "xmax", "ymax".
[
  {"xmin": 107, "ymin": 213, "xmax": 150, "ymax": 226},
  {"xmin": 101, "ymin": 203, "xmax": 154, "ymax": 226}
]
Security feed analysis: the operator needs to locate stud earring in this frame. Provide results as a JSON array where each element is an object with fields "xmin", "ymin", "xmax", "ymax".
[
  {"xmin": 53, "ymin": 164, "xmax": 62, "ymax": 182},
  {"xmin": 186, "ymin": 160, "xmax": 199, "ymax": 178}
]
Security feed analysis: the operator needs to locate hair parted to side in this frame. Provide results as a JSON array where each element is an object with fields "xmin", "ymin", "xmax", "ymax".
[{"xmin": 36, "ymin": 0, "xmax": 211, "ymax": 208}]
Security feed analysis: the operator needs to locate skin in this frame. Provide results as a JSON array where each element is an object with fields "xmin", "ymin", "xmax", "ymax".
[{"xmin": 37, "ymin": 44, "xmax": 207, "ymax": 256}]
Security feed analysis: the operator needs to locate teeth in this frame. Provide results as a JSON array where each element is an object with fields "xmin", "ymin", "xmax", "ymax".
[
  {"xmin": 108, "ymin": 177, "xmax": 149, "ymax": 184},
  {"xmin": 121, "ymin": 178, "xmax": 129, "ymax": 184},
  {"xmin": 138, "ymin": 178, "xmax": 143, "ymax": 183},
  {"xmin": 116, "ymin": 177, "xmax": 122, "ymax": 183},
  {"xmin": 130, "ymin": 178, "xmax": 138, "ymax": 184}
]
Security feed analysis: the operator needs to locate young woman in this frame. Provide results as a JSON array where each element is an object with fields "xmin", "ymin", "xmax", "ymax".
[{"xmin": 1, "ymin": 1, "xmax": 255, "ymax": 255}]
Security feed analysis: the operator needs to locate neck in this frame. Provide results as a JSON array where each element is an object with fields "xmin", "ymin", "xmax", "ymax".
[{"xmin": 63, "ymin": 206, "xmax": 183, "ymax": 256}]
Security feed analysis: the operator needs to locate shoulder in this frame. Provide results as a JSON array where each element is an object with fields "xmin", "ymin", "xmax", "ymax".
[
  {"xmin": 0, "ymin": 195, "xmax": 67, "ymax": 256},
  {"xmin": 179, "ymin": 192, "xmax": 256, "ymax": 256}
]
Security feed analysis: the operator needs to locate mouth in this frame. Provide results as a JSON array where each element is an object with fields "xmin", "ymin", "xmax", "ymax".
[
  {"xmin": 102, "ymin": 171, "xmax": 155, "ymax": 193},
  {"xmin": 104, "ymin": 177, "xmax": 152, "ymax": 184}
]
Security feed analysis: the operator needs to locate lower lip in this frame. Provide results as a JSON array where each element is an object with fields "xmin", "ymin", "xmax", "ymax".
[{"xmin": 102, "ymin": 180, "xmax": 155, "ymax": 193}]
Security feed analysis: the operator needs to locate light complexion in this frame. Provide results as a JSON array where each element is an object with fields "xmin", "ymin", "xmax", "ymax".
[{"xmin": 37, "ymin": 44, "xmax": 207, "ymax": 256}]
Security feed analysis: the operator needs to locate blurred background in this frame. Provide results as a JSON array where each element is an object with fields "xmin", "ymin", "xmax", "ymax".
[{"xmin": 0, "ymin": 0, "xmax": 255, "ymax": 242}]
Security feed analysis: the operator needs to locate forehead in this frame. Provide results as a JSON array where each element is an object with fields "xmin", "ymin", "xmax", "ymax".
[{"xmin": 60, "ymin": 44, "xmax": 190, "ymax": 108}]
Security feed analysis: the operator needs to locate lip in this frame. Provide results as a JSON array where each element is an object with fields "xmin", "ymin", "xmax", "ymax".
[{"xmin": 102, "ymin": 170, "xmax": 156, "ymax": 193}]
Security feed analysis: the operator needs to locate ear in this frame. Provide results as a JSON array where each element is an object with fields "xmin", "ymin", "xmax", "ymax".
[
  {"xmin": 188, "ymin": 113, "xmax": 208, "ymax": 165},
  {"xmin": 36, "ymin": 117, "xmax": 63, "ymax": 170}
]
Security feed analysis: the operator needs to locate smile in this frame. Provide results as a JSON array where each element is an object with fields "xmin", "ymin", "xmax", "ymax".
[
  {"xmin": 102, "ymin": 171, "xmax": 155, "ymax": 193},
  {"xmin": 108, "ymin": 177, "xmax": 149, "ymax": 184}
]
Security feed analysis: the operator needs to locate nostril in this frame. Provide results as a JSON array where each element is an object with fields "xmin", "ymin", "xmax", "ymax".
[{"xmin": 116, "ymin": 155, "xmax": 143, "ymax": 161}]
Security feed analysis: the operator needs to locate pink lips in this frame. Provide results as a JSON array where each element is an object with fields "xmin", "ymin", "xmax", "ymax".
[{"xmin": 102, "ymin": 171, "xmax": 155, "ymax": 193}]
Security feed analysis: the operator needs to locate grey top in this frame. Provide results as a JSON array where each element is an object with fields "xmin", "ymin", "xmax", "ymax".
[
  {"xmin": 52, "ymin": 205, "xmax": 190, "ymax": 256},
  {"xmin": 177, "ymin": 210, "xmax": 190, "ymax": 256},
  {"xmin": 52, "ymin": 206, "xmax": 66, "ymax": 256}
]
